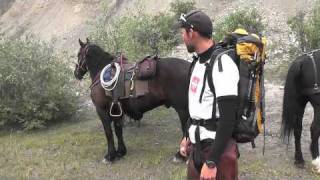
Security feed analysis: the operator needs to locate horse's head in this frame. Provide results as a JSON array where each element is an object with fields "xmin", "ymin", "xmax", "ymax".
[
  {"xmin": 74, "ymin": 38, "xmax": 115, "ymax": 80},
  {"xmin": 74, "ymin": 38, "xmax": 90, "ymax": 80}
]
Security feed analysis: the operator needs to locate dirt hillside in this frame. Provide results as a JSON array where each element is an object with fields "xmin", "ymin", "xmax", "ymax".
[{"xmin": 0, "ymin": 0, "xmax": 315, "ymax": 55}]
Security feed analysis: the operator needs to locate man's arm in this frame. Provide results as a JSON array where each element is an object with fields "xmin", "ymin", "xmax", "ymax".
[{"xmin": 208, "ymin": 95, "xmax": 237, "ymax": 164}]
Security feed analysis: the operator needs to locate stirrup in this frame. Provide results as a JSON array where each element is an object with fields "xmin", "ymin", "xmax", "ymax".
[{"xmin": 110, "ymin": 101, "xmax": 123, "ymax": 117}]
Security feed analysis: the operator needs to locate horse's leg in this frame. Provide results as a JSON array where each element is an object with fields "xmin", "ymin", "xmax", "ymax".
[
  {"xmin": 294, "ymin": 101, "xmax": 307, "ymax": 168},
  {"xmin": 310, "ymin": 107, "xmax": 320, "ymax": 159},
  {"xmin": 96, "ymin": 107, "xmax": 117, "ymax": 163},
  {"xmin": 173, "ymin": 109, "xmax": 189, "ymax": 163},
  {"xmin": 309, "ymin": 95, "xmax": 320, "ymax": 171},
  {"xmin": 114, "ymin": 118, "xmax": 127, "ymax": 158}
]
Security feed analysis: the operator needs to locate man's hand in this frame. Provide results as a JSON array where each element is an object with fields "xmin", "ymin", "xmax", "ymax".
[
  {"xmin": 179, "ymin": 137, "xmax": 190, "ymax": 157},
  {"xmin": 200, "ymin": 163, "xmax": 217, "ymax": 180}
]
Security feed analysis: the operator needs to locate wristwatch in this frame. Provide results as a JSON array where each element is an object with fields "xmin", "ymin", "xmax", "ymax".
[{"xmin": 205, "ymin": 160, "xmax": 216, "ymax": 169}]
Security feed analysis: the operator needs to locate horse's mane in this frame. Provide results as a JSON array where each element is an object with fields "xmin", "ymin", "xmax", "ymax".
[{"xmin": 86, "ymin": 44, "xmax": 115, "ymax": 64}]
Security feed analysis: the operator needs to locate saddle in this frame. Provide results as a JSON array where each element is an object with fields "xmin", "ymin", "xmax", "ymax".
[
  {"xmin": 135, "ymin": 55, "xmax": 158, "ymax": 79},
  {"xmin": 100, "ymin": 54, "xmax": 159, "ymax": 117}
]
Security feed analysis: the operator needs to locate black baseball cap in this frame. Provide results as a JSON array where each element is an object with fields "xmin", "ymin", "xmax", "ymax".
[{"xmin": 173, "ymin": 10, "xmax": 213, "ymax": 38}]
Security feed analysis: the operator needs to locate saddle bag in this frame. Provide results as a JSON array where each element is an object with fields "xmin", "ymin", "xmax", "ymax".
[{"xmin": 135, "ymin": 56, "xmax": 158, "ymax": 80}]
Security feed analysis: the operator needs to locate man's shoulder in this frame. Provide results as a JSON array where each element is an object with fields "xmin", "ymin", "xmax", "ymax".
[
  {"xmin": 211, "ymin": 52, "xmax": 236, "ymax": 68},
  {"xmin": 210, "ymin": 47, "xmax": 236, "ymax": 61}
]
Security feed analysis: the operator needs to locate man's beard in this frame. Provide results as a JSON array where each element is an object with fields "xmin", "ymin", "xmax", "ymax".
[{"xmin": 186, "ymin": 44, "xmax": 196, "ymax": 53}]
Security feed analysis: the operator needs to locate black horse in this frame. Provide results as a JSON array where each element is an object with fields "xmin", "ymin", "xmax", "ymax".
[
  {"xmin": 281, "ymin": 50, "xmax": 320, "ymax": 171},
  {"xmin": 74, "ymin": 39, "xmax": 190, "ymax": 163}
]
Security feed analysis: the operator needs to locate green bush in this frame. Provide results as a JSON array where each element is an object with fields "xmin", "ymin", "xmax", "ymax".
[
  {"xmin": 0, "ymin": 36, "xmax": 78, "ymax": 130},
  {"xmin": 288, "ymin": 0, "xmax": 320, "ymax": 53},
  {"xmin": 91, "ymin": 13, "xmax": 175, "ymax": 60},
  {"xmin": 213, "ymin": 8, "xmax": 265, "ymax": 41},
  {"xmin": 90, "ymin": 1, "xmax": 195, "ymax": 60},
  {"xmin": 170, "ymin": 0, "xmax": 196, "ymax": 18}
]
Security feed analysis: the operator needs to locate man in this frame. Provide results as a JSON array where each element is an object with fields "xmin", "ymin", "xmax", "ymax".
[{"xmin": 174, "ymin": 10, "xmax": 239, "ymax": 180}]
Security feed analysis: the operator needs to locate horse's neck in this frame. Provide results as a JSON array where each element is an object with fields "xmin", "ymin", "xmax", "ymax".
[{"xmin": 88, "ymin": 60, "xmax": 111, "ymax": 82}]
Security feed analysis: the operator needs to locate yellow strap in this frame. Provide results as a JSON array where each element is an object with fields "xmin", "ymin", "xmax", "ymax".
[{"xmin": 255, "ymin": 76, "xmax": 263, "ymax": 133}]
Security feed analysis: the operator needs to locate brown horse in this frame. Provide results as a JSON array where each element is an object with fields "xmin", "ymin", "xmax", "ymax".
[{"xmin": 74, "ymin": 39, "xmax": 190, "ymax": 163}]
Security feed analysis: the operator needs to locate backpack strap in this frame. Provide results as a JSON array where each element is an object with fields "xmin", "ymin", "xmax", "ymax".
[
  {"xmin": 185, "ymin": 55, "xmax": 199, "ymax": 138},
  {"xmin": 198, "ymin": 47, "xmax": 231, "ymax": 118},
  {"xmin": 187, "ymin": 55, "xmax": 199, "ymax": 83}
]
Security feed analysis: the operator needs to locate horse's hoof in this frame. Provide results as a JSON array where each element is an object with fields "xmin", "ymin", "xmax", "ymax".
[
  {"xmin": 312, "ymin": 166, "xmax": 320, "ymax": 174},
  {"xmin": 102, "ymin": 158, "xmax": 113, "ymax": 165},
  {"xmin": 172, "ymin": 152, "xmax": 186, "ymax": 164},
  {"xmin": 312, "ymin": 157, "xmax": 320, "ymax": 167},
  {"xmin": 311, "ymin": 157, "xmax": 320, "ymax": 173},
  {"xmin": 116, "ymin": 149, "xmax": 127, "ymax": 158},
  {"xmin": 103, "ymin": 152, "xmax": 117, "ymax": 163},
  {"xmin": 172, "ymin": 156, "xmax": 184, "ymax": 164},
  {"xmin": 294, "ymin": 161, "xmax": 305, "ymax": 169}
]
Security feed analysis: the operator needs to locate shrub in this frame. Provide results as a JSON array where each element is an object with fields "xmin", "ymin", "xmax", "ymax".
[
  {"xmin": 90, "ymin": 1, "xmax": 195, "ymax": 60},
  {"xmin": 213, "ymin": 8, "xmax": 265, "ymax": 41},
  {"xmin": 0, "ymin": 35, "xmax": 78, "ymax": 130},
  {"xmin": 170, "ymin": 0, "xmax": 196, "ymax": 18},
  {"xmin": 288, "ymin": 0, "xmax": 320, "ymax": 53}
]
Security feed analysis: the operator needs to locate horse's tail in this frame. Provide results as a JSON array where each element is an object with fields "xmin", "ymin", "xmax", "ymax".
[{"xmin": 281, "ymin": 60, "xmax": 301, "ymax": 143}]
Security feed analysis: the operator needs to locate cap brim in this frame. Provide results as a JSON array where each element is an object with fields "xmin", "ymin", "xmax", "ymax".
[{"xmin": 172, "ymin": 21, "xmax": 183, "ymax": 30}]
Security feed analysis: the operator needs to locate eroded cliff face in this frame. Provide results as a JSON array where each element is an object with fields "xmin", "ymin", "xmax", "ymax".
[
  {"xmin": 0, "ymin": 0, "xmax": 174, "ymax": 51},
  {"xmin": 0, "ymin": 0, "xmax": 14, "ymax": 16},
  {"xmin": 0, "ymin": 0, "xmax": 315, "ymax": 57}
]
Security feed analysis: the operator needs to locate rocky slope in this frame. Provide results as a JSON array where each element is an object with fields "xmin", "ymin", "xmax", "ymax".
[{"xmin": 0, "ymin": 0, "xmax": 316, "ymax": 62}]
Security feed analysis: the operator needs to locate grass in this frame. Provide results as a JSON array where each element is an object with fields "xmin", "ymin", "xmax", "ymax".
[
  {"xmin": 1, "ymin": 99, "xmax": 320, "ymax": 180},
  {"xmin": 0, "ymin": 106, "xmax": 186, "ymax": 180}
]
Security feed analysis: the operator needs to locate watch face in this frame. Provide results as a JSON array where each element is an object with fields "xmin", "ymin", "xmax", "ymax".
[{"xmin": 206, "ymin": 161, "xmax": 216, "ymax": 168}]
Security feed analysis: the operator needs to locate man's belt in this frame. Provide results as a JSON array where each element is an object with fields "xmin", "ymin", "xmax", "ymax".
[
  {"xmin": 190, "ymin": 118, "xmax": 217, "ymax": 131},
  {"xmin": 191, "ymin": 118, "xmax": 217, "ymax": 168}
]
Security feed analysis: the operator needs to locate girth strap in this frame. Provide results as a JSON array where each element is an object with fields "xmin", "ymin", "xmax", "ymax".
[
  {"xmin": 110, "ymin": 69, "xmax": 125, "ymax": 117},
  {"xmin": 303, "ymin": 52, "xmax": 320, "ymax": 95}
]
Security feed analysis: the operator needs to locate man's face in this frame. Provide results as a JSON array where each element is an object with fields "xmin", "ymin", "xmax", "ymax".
[{"xmin": 181, "ymin": 28, "xmax": 197, "ymax": 53}]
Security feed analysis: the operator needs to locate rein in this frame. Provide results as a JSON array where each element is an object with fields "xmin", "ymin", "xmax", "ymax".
[{"xmin": 89, "ymin": 70, "xmax": 102, "ymax": 90}]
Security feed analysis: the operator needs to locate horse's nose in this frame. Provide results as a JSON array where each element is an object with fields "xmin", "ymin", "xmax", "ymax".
[{"xmin": 74, "ymin": 70, "xmax": 82, "ymax": 80}]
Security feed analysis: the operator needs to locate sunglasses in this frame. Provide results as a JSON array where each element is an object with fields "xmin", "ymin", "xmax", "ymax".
[{"xmin": 179, "ymin": 13, "xmax": 194, "ymax": 29}]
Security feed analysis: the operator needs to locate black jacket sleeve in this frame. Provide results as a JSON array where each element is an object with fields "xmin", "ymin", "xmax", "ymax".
[{"xmin": 207, "ymin": 95, "xmax": 238, "ymax": 165}]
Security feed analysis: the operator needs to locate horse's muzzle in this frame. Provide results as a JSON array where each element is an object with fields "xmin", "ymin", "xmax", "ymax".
[{"xmin": 74, "ymin": 64, "xmax": 86, "ymax": 80}]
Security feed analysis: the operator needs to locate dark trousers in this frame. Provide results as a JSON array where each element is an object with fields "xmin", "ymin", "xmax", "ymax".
[{"xmin": 187, "ymin": 139, "xmax": 238, "ymax": 180}]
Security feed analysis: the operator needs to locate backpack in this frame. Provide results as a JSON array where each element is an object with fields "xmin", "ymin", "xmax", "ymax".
[{"xmin": 188, "ymin": 28, "xmax": 267, "ymax": 147}]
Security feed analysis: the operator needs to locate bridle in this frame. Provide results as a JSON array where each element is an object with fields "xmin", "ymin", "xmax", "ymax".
[{"xmin": 76, "ymin": 44, "xmax": 90, "ymax": 73}]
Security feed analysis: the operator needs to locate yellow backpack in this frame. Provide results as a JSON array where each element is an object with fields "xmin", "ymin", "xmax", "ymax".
[{"xmin": 220, "ymin": 28, "xmax": 267, "ymax": 147}]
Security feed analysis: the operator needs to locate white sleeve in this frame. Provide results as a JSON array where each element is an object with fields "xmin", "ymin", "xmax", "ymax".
[{"xmin": 212, "ymin": 54, "xmax": 239, "ymax": 98}]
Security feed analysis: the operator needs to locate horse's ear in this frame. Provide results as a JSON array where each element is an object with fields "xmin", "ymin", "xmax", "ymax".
[
  {"xmin": 79, "ymin": 39, "xmax": 85, "ymax": 47},
  {"xmin": 86, "ymin": 38, "xmax": 90, "ymax": 44}
]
